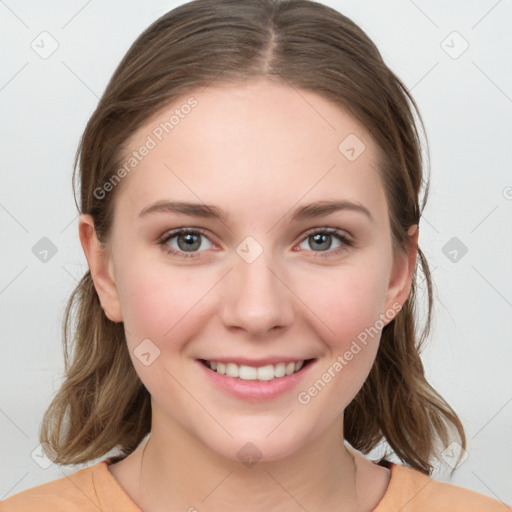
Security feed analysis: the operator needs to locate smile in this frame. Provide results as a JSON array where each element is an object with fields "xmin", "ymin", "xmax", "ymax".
[
  {"xmin": 201, "ymin": 359, "xmax": 313, "ymax": 381},
  {"xmin": 197, "ymin": 357, "xmax": 317, "ymax": 400}
]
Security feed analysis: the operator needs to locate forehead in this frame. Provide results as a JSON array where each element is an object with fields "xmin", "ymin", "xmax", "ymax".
[{"xmin": 114, "ymin": 79, "xmax": 386, "ymax": 221}]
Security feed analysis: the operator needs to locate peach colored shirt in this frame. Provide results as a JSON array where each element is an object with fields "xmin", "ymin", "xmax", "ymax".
[{"xmin": 1, "ymin": 457, "xmax": 510, "ymax": 511}]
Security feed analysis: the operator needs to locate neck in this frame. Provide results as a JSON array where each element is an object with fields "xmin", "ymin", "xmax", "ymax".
[{"xmin": 134, "ymin": 413, "xmax": 363, "ymax": 512}]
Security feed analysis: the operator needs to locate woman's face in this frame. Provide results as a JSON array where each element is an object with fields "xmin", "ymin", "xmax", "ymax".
[{"xmin": 82, "ymin": 78, "xmax": 416, "ymax": 463}]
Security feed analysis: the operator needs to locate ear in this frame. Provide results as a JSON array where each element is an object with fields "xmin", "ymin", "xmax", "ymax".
[
  {"xmin": 78, "ymin": 214, "xmax": 123, "ymax": 322},
  {"xmin": 384, "ymin": 224, "xmax": 419, "ymax": 314}
]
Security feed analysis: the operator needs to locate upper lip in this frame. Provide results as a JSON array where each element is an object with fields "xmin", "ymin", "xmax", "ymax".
[{"xmin": 198, "ymin": 357, "xmax": 315, "ymax": 367}]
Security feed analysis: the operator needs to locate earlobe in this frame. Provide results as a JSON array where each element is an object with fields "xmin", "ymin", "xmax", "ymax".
[
  {"xmin": 384, "ymin": 224, "xmax": 419, "ymax": 315},
  {"xmin": 78, "ymin": 214, "xmax": 123, "ymax": 323}
]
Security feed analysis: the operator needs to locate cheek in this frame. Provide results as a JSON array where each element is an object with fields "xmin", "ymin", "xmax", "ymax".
[
  {"xmin": 118, "ymin": 267, "xmax": 205, "ymax": 339},
  {"xmin": 115, "ymin": 265, "xmax": 215, "ymax": 396},
  {"xmin": 293, "ymin": 257, "xmax": 392, "ymax": 400},
  {"xmin": 292, "ymin": 270, "xmax": 389, "ymax": 416},
  {"xmin": 298, "ymin": 259, "xmax": 391, "ymax": 346}
]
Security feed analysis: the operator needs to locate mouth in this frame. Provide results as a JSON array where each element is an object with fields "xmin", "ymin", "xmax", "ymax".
[
  {"xmin": 196, "ymin": 357, "xmax": 318, "ymax": 401},
  {"xmin": 199, "ymin": 358, "xmax": 316, "ymax": 381}
]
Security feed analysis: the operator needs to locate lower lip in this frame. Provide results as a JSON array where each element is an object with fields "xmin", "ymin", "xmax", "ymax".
[{"xmin": 196, "ymin": 359, "xmax": 316, "ymax": 401}]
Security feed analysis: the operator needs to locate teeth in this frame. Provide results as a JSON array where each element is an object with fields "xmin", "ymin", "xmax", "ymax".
[
  {"xmin": 226, "ymin": 362, "xmax": 239, "ymax": 378},
  {"xmin": 205, "ymin": 360, "xmax": 307, "ymax": 381},
  {"xmin": 240, "ymin": 365, "xmax": 257, "ymax": 380},
  {"xmin": 274, "ymin": 363, "xmax": 286, "ymax": 378},
  {"xmin": 257, "ymin": 365, "xmax": 274, "ymax": 381}
]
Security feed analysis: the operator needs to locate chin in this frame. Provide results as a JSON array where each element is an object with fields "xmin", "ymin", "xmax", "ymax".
[{"xmin": 197, "ymin": 422, "xmax": 318, "ymax": 466}]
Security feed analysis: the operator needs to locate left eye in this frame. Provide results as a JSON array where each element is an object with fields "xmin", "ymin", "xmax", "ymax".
[{"xmin": 297, "ymin": 228, "xmax": 352, "ymax": 255}]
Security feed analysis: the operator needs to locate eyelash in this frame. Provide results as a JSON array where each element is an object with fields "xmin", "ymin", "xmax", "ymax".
[{"xmin": 158, "ymin": 227, "xmax": 354, "ymax": 260}]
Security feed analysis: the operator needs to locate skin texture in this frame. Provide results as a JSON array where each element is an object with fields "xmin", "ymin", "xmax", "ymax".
[{"xmin": 79, "ymin": 78, "xmax": 418, "ymax": 511}]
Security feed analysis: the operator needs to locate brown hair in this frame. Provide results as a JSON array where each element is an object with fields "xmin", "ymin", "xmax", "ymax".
[{"xmin": 40, "ymin": 0, "xmax": 466, "ymax": 475}]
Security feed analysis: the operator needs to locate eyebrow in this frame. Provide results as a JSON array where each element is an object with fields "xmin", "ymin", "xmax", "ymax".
[{"xmin": 138, "ymin": 199, "xmax": 373, "ymax": 223}]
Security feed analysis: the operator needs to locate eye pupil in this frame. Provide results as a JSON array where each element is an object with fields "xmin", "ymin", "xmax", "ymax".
[
  {"xmin": 178, "ymin": 233, "xmax": 201, "ymax": 251},
  {"xmin": 310, "ymin": 233, "xmax": 331, "ymax": 251}
]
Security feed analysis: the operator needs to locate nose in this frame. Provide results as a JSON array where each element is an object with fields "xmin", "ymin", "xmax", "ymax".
[{"xmin": 219, "ymin": 249, "xmax": 295, "ymax": 338}]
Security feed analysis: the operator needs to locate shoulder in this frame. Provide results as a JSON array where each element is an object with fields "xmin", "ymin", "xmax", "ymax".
[
  {"xmin": 376, "ymin": 462, "xmax": 512, "ymax": 512},
  {"xmin": 0, "ymin": 458, "xmax": 140, "ymax": 512},
  {"xmin": 0, "ymin": 463, "xmax": 102, "ymax": 512}
]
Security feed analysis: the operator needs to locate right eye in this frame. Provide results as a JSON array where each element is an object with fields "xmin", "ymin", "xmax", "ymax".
[{"xmin": 159, "ymin": 228, "xmax": 215, "ymax": 258}]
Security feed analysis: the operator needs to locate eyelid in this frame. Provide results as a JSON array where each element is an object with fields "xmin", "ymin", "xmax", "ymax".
[
  {"xmin": 158, "ymin": 227, "xmax": 217, "ymax": 249},
  {"xmin": 158, "ymin": 226, "xmax": 355, "ymax": 258},
  {"xmin": 295, "ymin": 227, "xmax": 355, "ymax": 258},
  {"xmin": 158, "ymin": 226, "xmax": 353, "ymax": 244},
  {"xmin": 301, "ymin": 225, "xmax": 353, "ymax": 241}
]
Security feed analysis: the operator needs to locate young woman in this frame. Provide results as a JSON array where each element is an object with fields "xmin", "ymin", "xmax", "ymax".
[{"xmin": 1, "ymin": 0, "xmax": 509, "ymax": 510}]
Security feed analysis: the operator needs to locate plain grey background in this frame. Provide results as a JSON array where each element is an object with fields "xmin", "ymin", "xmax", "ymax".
[{"xmin": 1, "ymin": 0, "xmax": 511, "ymax": 504}]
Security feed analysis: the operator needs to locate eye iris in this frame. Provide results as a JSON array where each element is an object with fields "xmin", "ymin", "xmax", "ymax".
[
  {"xmin": 310, "ymin": 233, "xmax": 331, "ymax": 251},
  {"xmin": 178, "ymin": 232, "xmax": 201, "ymax": 251}
]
